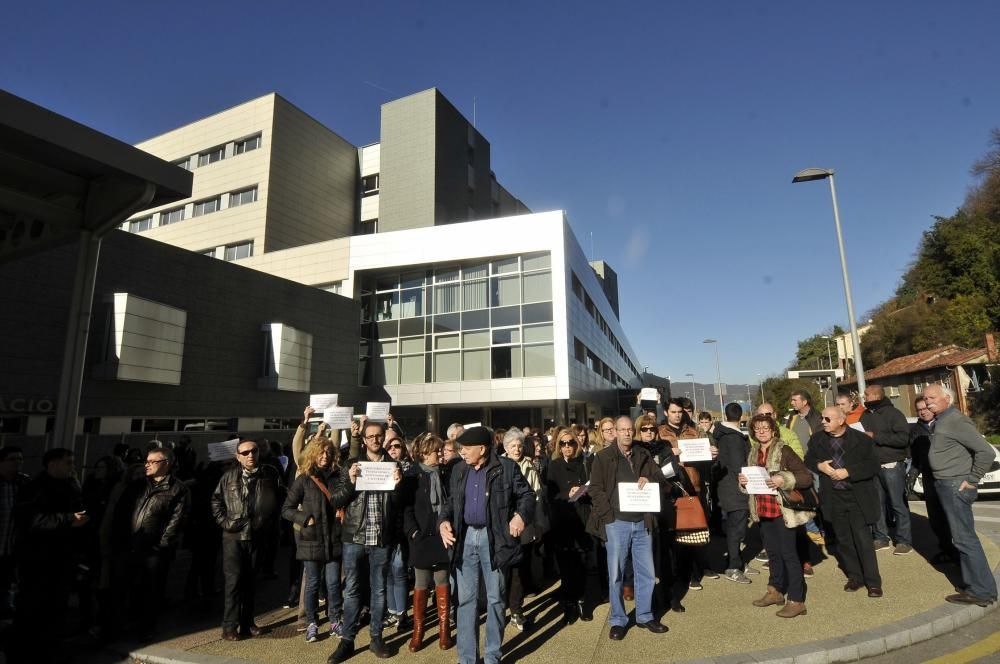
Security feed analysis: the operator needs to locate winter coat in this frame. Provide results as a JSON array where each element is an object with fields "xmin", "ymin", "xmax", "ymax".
[
  {"xmin": 402, "ymin": 466, "xmax": 451, "ymax": 569},
  {"xmin": 211, "ymin": 464, "xmax": 283, "ymax": 541},
  {"xmin": 439, "ymin": 454, "xmax": 535, "ymax": 571},
  {"xmin": 741, "ymin": 440, "xmax": 812, "ymax": 525},
  {"xmin": 15, "ymin": 473, "xmax": 84, "ymax": 563},
  {"xmin": 545, "ymin": 456, "xmax": 592, "ymax": 547},
  {"xmin": 804, "ymin": 427, "xmax": 882, "ymax": 524},
  {"xmin": 281, "ymin": 468, "xmax": 343, "ymax": 561},
  {"xmin": 586, "ymin": 443, "xmax": 663, "ymax": 540},
  {"xmin": 117, "ymin": 475, "xmax": 190, "ymax": 554},
  {"xmin": 860, "ymin": 398, "xmax": 910, "ymax": 463},
  {"xmin": 331, "ymin": 449, "xmax": 402, "ymax": 548},
  {"xmin": 712, "ymin": 423, "xmax": 751, "ymax": 513}
]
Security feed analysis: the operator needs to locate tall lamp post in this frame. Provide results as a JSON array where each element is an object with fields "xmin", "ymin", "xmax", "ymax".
[
  {"xmin": 820, "ymin": 335, "xmax": 834, "ymax": 370},
  {"xmin": 685, "ymin": 372, "xmax": 697, "ymax": 412},
  {"xmin": 756, "ymin": 373, "xmax": 765, "ymax": 401},
  {"xmin": 792, "ymin": 168, "xmax": 867, "ymax": 394},
  {"xmin": 703, "ymin": 339, "xmax": 724, "ymax": 417}
]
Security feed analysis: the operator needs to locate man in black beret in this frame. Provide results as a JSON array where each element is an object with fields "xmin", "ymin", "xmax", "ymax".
[{"xmin": 439, "ymin": 427, "xmax": 534, "ymax": 664}]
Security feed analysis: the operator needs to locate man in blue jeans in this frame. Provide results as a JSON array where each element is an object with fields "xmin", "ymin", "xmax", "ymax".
[
  {"xmin": 586, "ymin": 416, "xmax": 669, "ymax": 640},
  {"xmin": 439, "ymin": 426, "xmax": 534, "ymax": 664},
  {"xmin": 327, "ymin": 422, "xmax": 402, "ymax": 664},
  {"xmin": 923, "ymin": 384, "xmax": 998, "ymax": 607},
  {"xmin": 860, "ymin": 384, "xmax": 913, "ymax": 555}
]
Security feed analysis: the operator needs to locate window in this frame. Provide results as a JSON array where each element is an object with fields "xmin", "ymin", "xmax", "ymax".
[
  {"xmin": 574, "ymin": 338, "xmax": 586, "ymax": 363},
  {"xmin": 197, "ymin": 146, "xmax": 225, "ymax": 167},
  {"xmin": 159, "ymin": 207, "xmax": 185, "ymax": 226},
  {"xmin": 522, "ymin": 271, "xmax": 551, "ymax": 303},
  {"xmin": 463, "ymin": 349, "xmax": 490, "ymax": 380},
  {"xmin": 571, "ymin": 272, "xmax": 584, "ymax": 301},
  {"xmin": 399, "ymin": 354, "xmax": 424, "ymax": 384},
  {"xmin": 234, "ymin": 134, "xmax": 261, "ymax": 155},
  {"xmin": 491, "ymin": 346, "xmax": 522, "ymax": 378},
  {"xmin": 362, "ymin": 174, "xmax": 379, "ymax": 197},
  {"xmin": 491, "ymin": 275, "xmax": 520, "ymax": 307},
  {"xmin": 172, "ymin": 157, "xmax": 190, "ymax": 171},
  {"xmin": 523, "ymin": 344, "xmax": 554, "ymax": 377},
  {"xmin": 463, "ymin": 280, "xmax": 488, "ymax": 310},
  {"xmin": 192, "ymin": 197, "xmax": 221, "ymax": 217},
  {"xmin": 201, "ymin": 248, "xmax": 217, "ymax": 258},
  {"xmin": 434, "ymin": 282, "xmax": 460, "ymax": 314},
  {"xmin": 229, "ymin": 186, "xmax": 258, "ymax": 208},
  {"xmin": 128, "ymin": 215, "xmax": 152, "ymax": 233},
  {"xmin": 434, "ymin": 351, "xmax": 461, "ymax": 381},
  {"xmin": 224, "ymin": 241, "xmax": 253, "ymax": 261}
]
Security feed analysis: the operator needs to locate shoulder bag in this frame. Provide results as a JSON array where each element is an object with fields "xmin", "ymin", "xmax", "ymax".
[{"xmin": 673, "ymin": 482, "xmax": 710, "ymax": 546}]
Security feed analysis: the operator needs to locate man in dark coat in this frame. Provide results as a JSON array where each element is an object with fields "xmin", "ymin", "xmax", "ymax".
[
  {"xmin": 860, "ymin": 384, "xmax": 913, "ymax": 554},
  {"xmin": 713, "ymin": 402, "xmax": 752, "ymax": 583},
  {"xmin": 211, "ymin": 439, "xmax": 283, "ymax": 641},
  {"xmin": 439, "ymin": 426, "xmax": 534, "ymax": 664},
  {"xmin": 804, "ymin": 407, "xmax": 883, "ymax": 597}
]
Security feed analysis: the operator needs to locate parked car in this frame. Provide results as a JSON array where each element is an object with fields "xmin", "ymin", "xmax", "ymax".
[{"xmin": 911, "ymin": 444, "xmax": 1000, "ymax": 499}]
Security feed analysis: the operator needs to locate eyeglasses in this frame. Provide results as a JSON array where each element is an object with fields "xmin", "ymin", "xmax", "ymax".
[
  {"xmin": 238, "ymin": 449, "xmax": 259, "ymax": 456},
  {"xmin": 639, "ymin": 426, "xmax": 656, "ymax": 433},
  {"xmin": 601, "ymin": 427, "xmax": 614, "ymax": 433},
  {"xmin": 388, "ymin": 444, "xmax": 402, "ymax": 450},
  {"xmin": 822, "ymin": 417, "xmax": 834, "ymax": 423},
  {"xmin": 559, "ymin": 439, "xmax": 577, "ymax": 447},
  {"xmin": 752, "ymin": 428, "xmax": 771, "ymax": 434},
  {"xmin": 145, "ymin": 459, "xmax": 167, "ymax": 465},
  {"xmin": 364, "ymin": 434, "xmax": 385, "ymax": 441}
]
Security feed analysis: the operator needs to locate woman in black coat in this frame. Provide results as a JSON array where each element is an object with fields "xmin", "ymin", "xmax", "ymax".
[
  {"xmin": 281, "ymin": 436, "xmax": 343, "ymax": 643},
  {"xmin": 402, "ymin": 434, "xmax": 452, "ymax": 652},
  {"xmin": 546, "ymin": 428, "xmax": 601, "ymax": 624}
]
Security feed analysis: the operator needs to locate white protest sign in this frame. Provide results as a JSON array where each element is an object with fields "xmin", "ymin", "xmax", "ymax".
[
  {"xmin": 323, "ymin": 406, "xmax": 354, "ymax": 429},
  {"xmin": 639, "ymin": 387, "xmax": 659, "ymax": 402},
  {"xmin": 356, "ymin": 461, "xmax": 397, "ymax": 490},
  {"xmin": 849, "ymin": 422, "xmax": 866, "ymax": 432},
  {"xmin": 741, "ymin": 466, "xmax": 778, "ymax": 495},
  {"xmin": 208, "ymin": 438, "xmax": 240, "ymax": 462},
  {"xmin": 309, "ymin": 394, "xmax": 338, "ymax": 411},
  {"xmin": 617, "ymin": 482, "xmax": 661, "ymax": 513},
  {"xmin": 678, "ymin": 438, "xmax": 713, "ymax": 463},
  {"xmin": 366, "ymin": 402, "xmax": 391, "ymax": 422}
]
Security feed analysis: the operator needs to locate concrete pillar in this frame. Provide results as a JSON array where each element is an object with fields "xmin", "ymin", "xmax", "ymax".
[{"xmin": 425, "ymin": 404, "xmax": 438, "ymax": 436}]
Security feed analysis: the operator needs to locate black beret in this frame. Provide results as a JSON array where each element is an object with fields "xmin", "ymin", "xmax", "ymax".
[{"xmin": 457, "ymin": 426, "xmax": 492, "ymax": 447}]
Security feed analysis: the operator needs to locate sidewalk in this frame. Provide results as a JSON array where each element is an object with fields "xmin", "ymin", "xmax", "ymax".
[{"xmin": 124, "ymin": 514, "xmax": 1000, "ymax": 664}]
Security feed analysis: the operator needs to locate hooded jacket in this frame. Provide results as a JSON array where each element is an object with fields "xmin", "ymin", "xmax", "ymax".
[
  {"xmin": 859, "ymin": 398, "xmax": 910, "ymax": 464},
  {"xmin": 712, "ymin": 423, "xmax": 751, "ymax": 512}
]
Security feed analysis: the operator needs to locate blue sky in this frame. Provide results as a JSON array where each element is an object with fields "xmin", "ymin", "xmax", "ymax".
[{"xmin": 3, "ymin": 1, "xmax": 999, "ymax": 386}]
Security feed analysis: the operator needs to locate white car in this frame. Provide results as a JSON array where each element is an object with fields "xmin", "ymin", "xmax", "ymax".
[{"xmin": 911, "ymin": 445, "xmax": 1000, "ymax": 499}]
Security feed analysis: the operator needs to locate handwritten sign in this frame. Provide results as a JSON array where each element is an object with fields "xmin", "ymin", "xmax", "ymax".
[
  {"xmin": 208, "ymin": 438, "xmax": 240, "ymax": 462},
  {"xmin": 323, "ymin": 406, "xmax": 354, "ymax": 429},
  {"xmin": 356, "ymin": 461, "xmax": 397, "ymax": 491},
  {"xmin": 741, "ymin": 466, "xmax": 778, "ymax": 495},
  {"xmin": 639, "ymin": 388, "xmax": 659, "ymax": 402},
  {"xmin": 678, "ymin": 438, "xmax": 713, "ymax": 463},
  {"xmin": 617, "ymin": 482, "xmax": 661, "ymax": 513},
  {"xmin": 310, "ymin": 394, "xmax": 338, "ymax": 411},
  {"xmin": 366, "ymin": 402, "xmax": 391, "ymax": 422}
]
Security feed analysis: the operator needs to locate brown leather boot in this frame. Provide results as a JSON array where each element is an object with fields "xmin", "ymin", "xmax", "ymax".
[
  {"xmin": 434, "ymin": 584, "xmax": 453, "ymax": 650},
  {"xmin": 408, "ymin": 587, "xmax": 428, "ymax": 652},
  {"xmin": 753, "ymin": 586, "xmax": 786, "ymax": 607},
  {"xmin": 776, "ymin": 601, "xmax": 807, "ymax": 618}
]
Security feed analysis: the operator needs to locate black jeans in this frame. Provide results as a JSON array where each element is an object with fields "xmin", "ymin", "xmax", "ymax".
[
  {"xmin": 554, "ymin": 532, "xmax": 601, "ymax": 609},
  {"xmin": 760, "ymin": 517, "xmax": 805, "ymax": 602},
  {"xmin": 222, "ymin": 539, "xmax": 259, "ymax": 629},
  {"xmin": 829, "ymin": 490, "xmax": 881, "ymax": 587},
  {"xmin": 724, "ymin": 509, "xmax": 749, "ymax": 570}
]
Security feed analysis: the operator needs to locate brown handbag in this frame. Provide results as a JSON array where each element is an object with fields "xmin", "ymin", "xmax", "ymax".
[{"xmin": 674, "ymin": 485, "xmax": 709, "ymax": 531}]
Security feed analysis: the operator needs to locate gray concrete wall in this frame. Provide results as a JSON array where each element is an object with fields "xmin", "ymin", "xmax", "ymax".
[{"xmin": 379, "ymin": 89, "xmax": 437, "ymax": 232}]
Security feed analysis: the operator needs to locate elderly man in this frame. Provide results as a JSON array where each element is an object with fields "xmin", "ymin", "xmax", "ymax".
[
  {"xmin": 922, "ymin": 384, "xmax": 998, "ymax": 607},
  {"xmin": 860, "ymin": 384, "xmax": 913, "ymax": 554},
  {"xmin": 804, "ymin": 408, "xmax": 883, "ymax": 597},
  {"xmin": 212, "ymin": 439, "xmax": 283, "ymax": 641},
  {"xmin": 439, "ymin": 427, "xmax": 534, "ymax": 664},
  {"xmin": 587, "ymin": 416, "xmax": 669, "ymax": 640}
]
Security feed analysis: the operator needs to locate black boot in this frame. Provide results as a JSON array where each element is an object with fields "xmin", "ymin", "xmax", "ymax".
[{"xmin": 328, "ymin": 639, "xmax": 354, "ymax": 664}]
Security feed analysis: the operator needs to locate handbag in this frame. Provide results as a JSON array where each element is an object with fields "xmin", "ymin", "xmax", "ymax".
[
  {"xmin": 673, "ymin": 483, "xmax": 710, "ymax": 546},
  {"xmin": 779, "ymin": 486, "xmax": 819, "ymax": 511}
]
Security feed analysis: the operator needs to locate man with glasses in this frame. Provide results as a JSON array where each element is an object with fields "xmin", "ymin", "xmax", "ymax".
[
  {"xmin": 587, "ymin": 416, "xmax": 668, "ymax": 640},
  {"xmin": 212, "ymin": 439, "xmax": 283, "ymax": 641},
  {"xmin": 804, "ymin": 408, "xmax": 883, "ymax": 598},
  {"xmin": 327, "ymin": 421, "xmax": 403, "ymax": 664},
  {"xmin": 109, "ymin": 446, "xmax": 190, "ymax": 638}
]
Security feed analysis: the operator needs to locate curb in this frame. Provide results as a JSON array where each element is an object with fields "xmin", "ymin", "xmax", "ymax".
[{"xmin": 129, "ymin": 533, "xmax": 1000, "ymax": 664}]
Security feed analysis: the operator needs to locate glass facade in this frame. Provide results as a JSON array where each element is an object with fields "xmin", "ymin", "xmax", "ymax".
[{"xmin": 358, "ymin": 252, "xmax": 554, "ymax": 385}]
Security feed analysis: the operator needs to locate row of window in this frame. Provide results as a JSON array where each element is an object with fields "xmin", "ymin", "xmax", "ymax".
[
  {"xmin": 574, "ymin": 337, "xmax": 630, "ymax": 388},
  {"xmin": 200, "ymin": 240, "xmax": 254, "ymax": 261},
  {"xmin": 124, "ymin": 186, "xmax": 259, "ymax": 233},
  {"xmin": 570, "ymin": 272, "xmax": 640, "ymax": 381},
  {"xmin": 371, "ymin": 342, "xmax": 556, "ymax": 384},
  {"xmin": 173, "ymin": 133, "xmax": 261, "ymax": 171}
]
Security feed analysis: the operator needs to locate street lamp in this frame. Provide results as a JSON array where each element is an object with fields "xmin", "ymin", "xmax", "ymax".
[
  {"xmin": 703, "ymin": 339, "xmax": 724, "ymax": 417},
  {"xmin": 756, "ymin": 373, "xmax": 765, "ymax": 401},
  {"xmin": 685, "ymin": 372, "xmax": 697, "ymax": 412},
  {"xmin": 820, "ymin": 335, "xmax": 834, "ymax": 370},
  {"xmin": 792, "ymin": 168, "xmax": 867, "ymax": 394}
]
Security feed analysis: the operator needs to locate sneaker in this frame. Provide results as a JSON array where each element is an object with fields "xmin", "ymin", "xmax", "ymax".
[
  {"xmin": 296, "ymin": 620, "xmax": 308, "ymax": 632},
  {"xmin": 702, "ymin": 571, "xmax": 720, "ymax": 580},
  {"xmin": 329, "ymin": 620, "xmax": 343, "ymax": 639},
  {"xmin": 510, "ymin": 612, "xmax": 526, "ymax": 632},
  {"xmin": 873, "ymin": 539, "xmax": 891, "ymax": 551},
  {"xmin": 762, "ymin": 559, "xmax": 770, "ymax": 569},
  {"xmin": 802, "ymin": 563, "xmax": 815, "ymax": 578},
  {"xmin": 743, "ymin": 564, "xmax": 760, "ymax": 576},
  {"xmin": 754, "ymin": 551, "xmax": 769, "ymax": 563},
  {"xmin": 688, "ymin": 580, "xmax": 704, "ymax": 591},
  {"xmin": 382, "ymin": 613, "xmax": 399, "ymax": 629},
  {"xmin": 806, "ymin": 531, "xmax": 826, "ymax": 546},
  {"xmin": 305, "ymin": 622, "xmax": 319, "ymax": 643},
  {"xmin": 724, "ymin": 568, "xmax": 752, "ymax": 584},
  {"xmin": 893, "ymin": 543, "xmax": 914, "ymax": 556}
]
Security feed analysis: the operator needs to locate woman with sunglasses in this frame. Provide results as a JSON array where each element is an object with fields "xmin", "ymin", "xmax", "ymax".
[
  {"xmin": 401, "ymin": 435, "xmax": 452, "ymax": 651},
  {"xmin": 281, "ymin": 436, "xmax": 345, "ymax": 642},
  {"xmin": 546, "ymin": 428, "xmax": 601, "ymax": 624},
  {"xmin": 738, "ymin": 414, "xmax": 812, "ymax": 618}
]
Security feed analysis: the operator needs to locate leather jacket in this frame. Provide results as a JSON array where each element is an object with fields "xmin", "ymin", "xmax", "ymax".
[
  {"xmin": 211, "ymin": 464, "xmax": 282, "ymax": 541},
  {"xmin": 127, "ymin": 475, "xmax": 191, "ymax": 553}
]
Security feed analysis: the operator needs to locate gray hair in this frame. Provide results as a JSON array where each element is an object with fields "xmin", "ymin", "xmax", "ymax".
[
  {"xmin": 446, "ymin": 422, "xmax": 464, "ymax": 439},
  {"xmin": 502, "ymin": 428, "xmax": 526, "ymax": 448},
  {"xmin": 923, "ymin": 383, "xmax": 956, "ymax": 403}
]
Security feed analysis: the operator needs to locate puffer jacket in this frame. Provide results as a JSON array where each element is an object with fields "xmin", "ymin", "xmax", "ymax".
[
  {"xmin": 282, "ymin": 467, "xmax": 343, "ymax": 561},
  {"xmin": 211, "ymin": 464, "xmax": 283, "ymax": 541},
  {"xmin": 125, "ymin": 475, "xmax": 190, "ymax": 553},
  {"xmin": 331, "ymin": 449, "xmax": 402, "ymax": 548}
]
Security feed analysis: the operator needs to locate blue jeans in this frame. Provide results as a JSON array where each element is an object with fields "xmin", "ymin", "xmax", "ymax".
[
  {"xmin": 456, "ymin": 527, "xmax": 506, "ymax": 664},
  {"xmin": 604, "ymin": 520, "xmax": 655, "ymax": 627},
  {"xmin": 935, "ymin": 479, "xmax": 998, "ymax": 601},
  {"xmin": 341, "ymin": 542, "xmax": 388, "ymax": 641},
  {"xmin": 386, "ymin": 543, "xmax": 408, "ymax": 615},
  {"xmin": 873, "ymin": 463, "xmax": 912, "ymax": 545},
  {"xmin": 303, "ymin": 559, "xmax": 342, "ymax": 625}
]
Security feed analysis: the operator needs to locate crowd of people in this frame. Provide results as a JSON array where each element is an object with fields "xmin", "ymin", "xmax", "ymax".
[{"xmin": 0, "ymin": 381, "xmax": 996, "ymax": 664}]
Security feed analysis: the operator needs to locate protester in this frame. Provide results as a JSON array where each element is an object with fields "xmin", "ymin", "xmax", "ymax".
[
  {"xmin": 501, "ymin": 428, "xmax": 542, "ymax": 631},
  {"xmin": 835, "ymin": 391, "xmax": 866, "ymax": 425},
  {"xmin": 908, "ymin": 397, "xmax": 957, "ymax": 564},
  {"xmin": 860, "ymin": 384, "xmax": 913, "ymax": 555},
  {"xmin": 438, "ymin": 426, "xmax": 534, "ymax": 664},
  {"xmin": 385, "ymin": 436, "xmax": 412, "ymax": 629},
  {"xmin": 714, "ymin": 403, "xmax": 755, "ymax": 583}
]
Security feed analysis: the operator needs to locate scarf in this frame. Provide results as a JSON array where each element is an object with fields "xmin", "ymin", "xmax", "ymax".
[{"xmin": 419, "ymin": 463, "xmax": 443, "ymax": 515}]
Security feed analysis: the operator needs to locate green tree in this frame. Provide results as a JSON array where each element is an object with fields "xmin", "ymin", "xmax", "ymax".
[
  {"xmin": 761, "ymin": 376, "xmax": 824, "ymax": 416},
  {"xmin": 791, "ymin": 326, "xmax": 846, "ymax": 371}
]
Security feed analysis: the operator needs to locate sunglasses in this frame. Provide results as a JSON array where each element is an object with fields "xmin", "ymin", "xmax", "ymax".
[
  {"xmin": 238, "ymin": 449, "xmax": 259, "ymax": 456},
  {"xmin": 388, "ymin": 444, "xmax": 402, "ymax": 450},
  {"xmin": 559, "ymin": 439, "xmax": 577, "ymax": 447},
  {"xmin": 639, "ymin": 426, "xmax": 656, "ymax": 433},
  {"xmin": 822, "ymin": 417, "xmax": 834, "ymax": 423}
]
